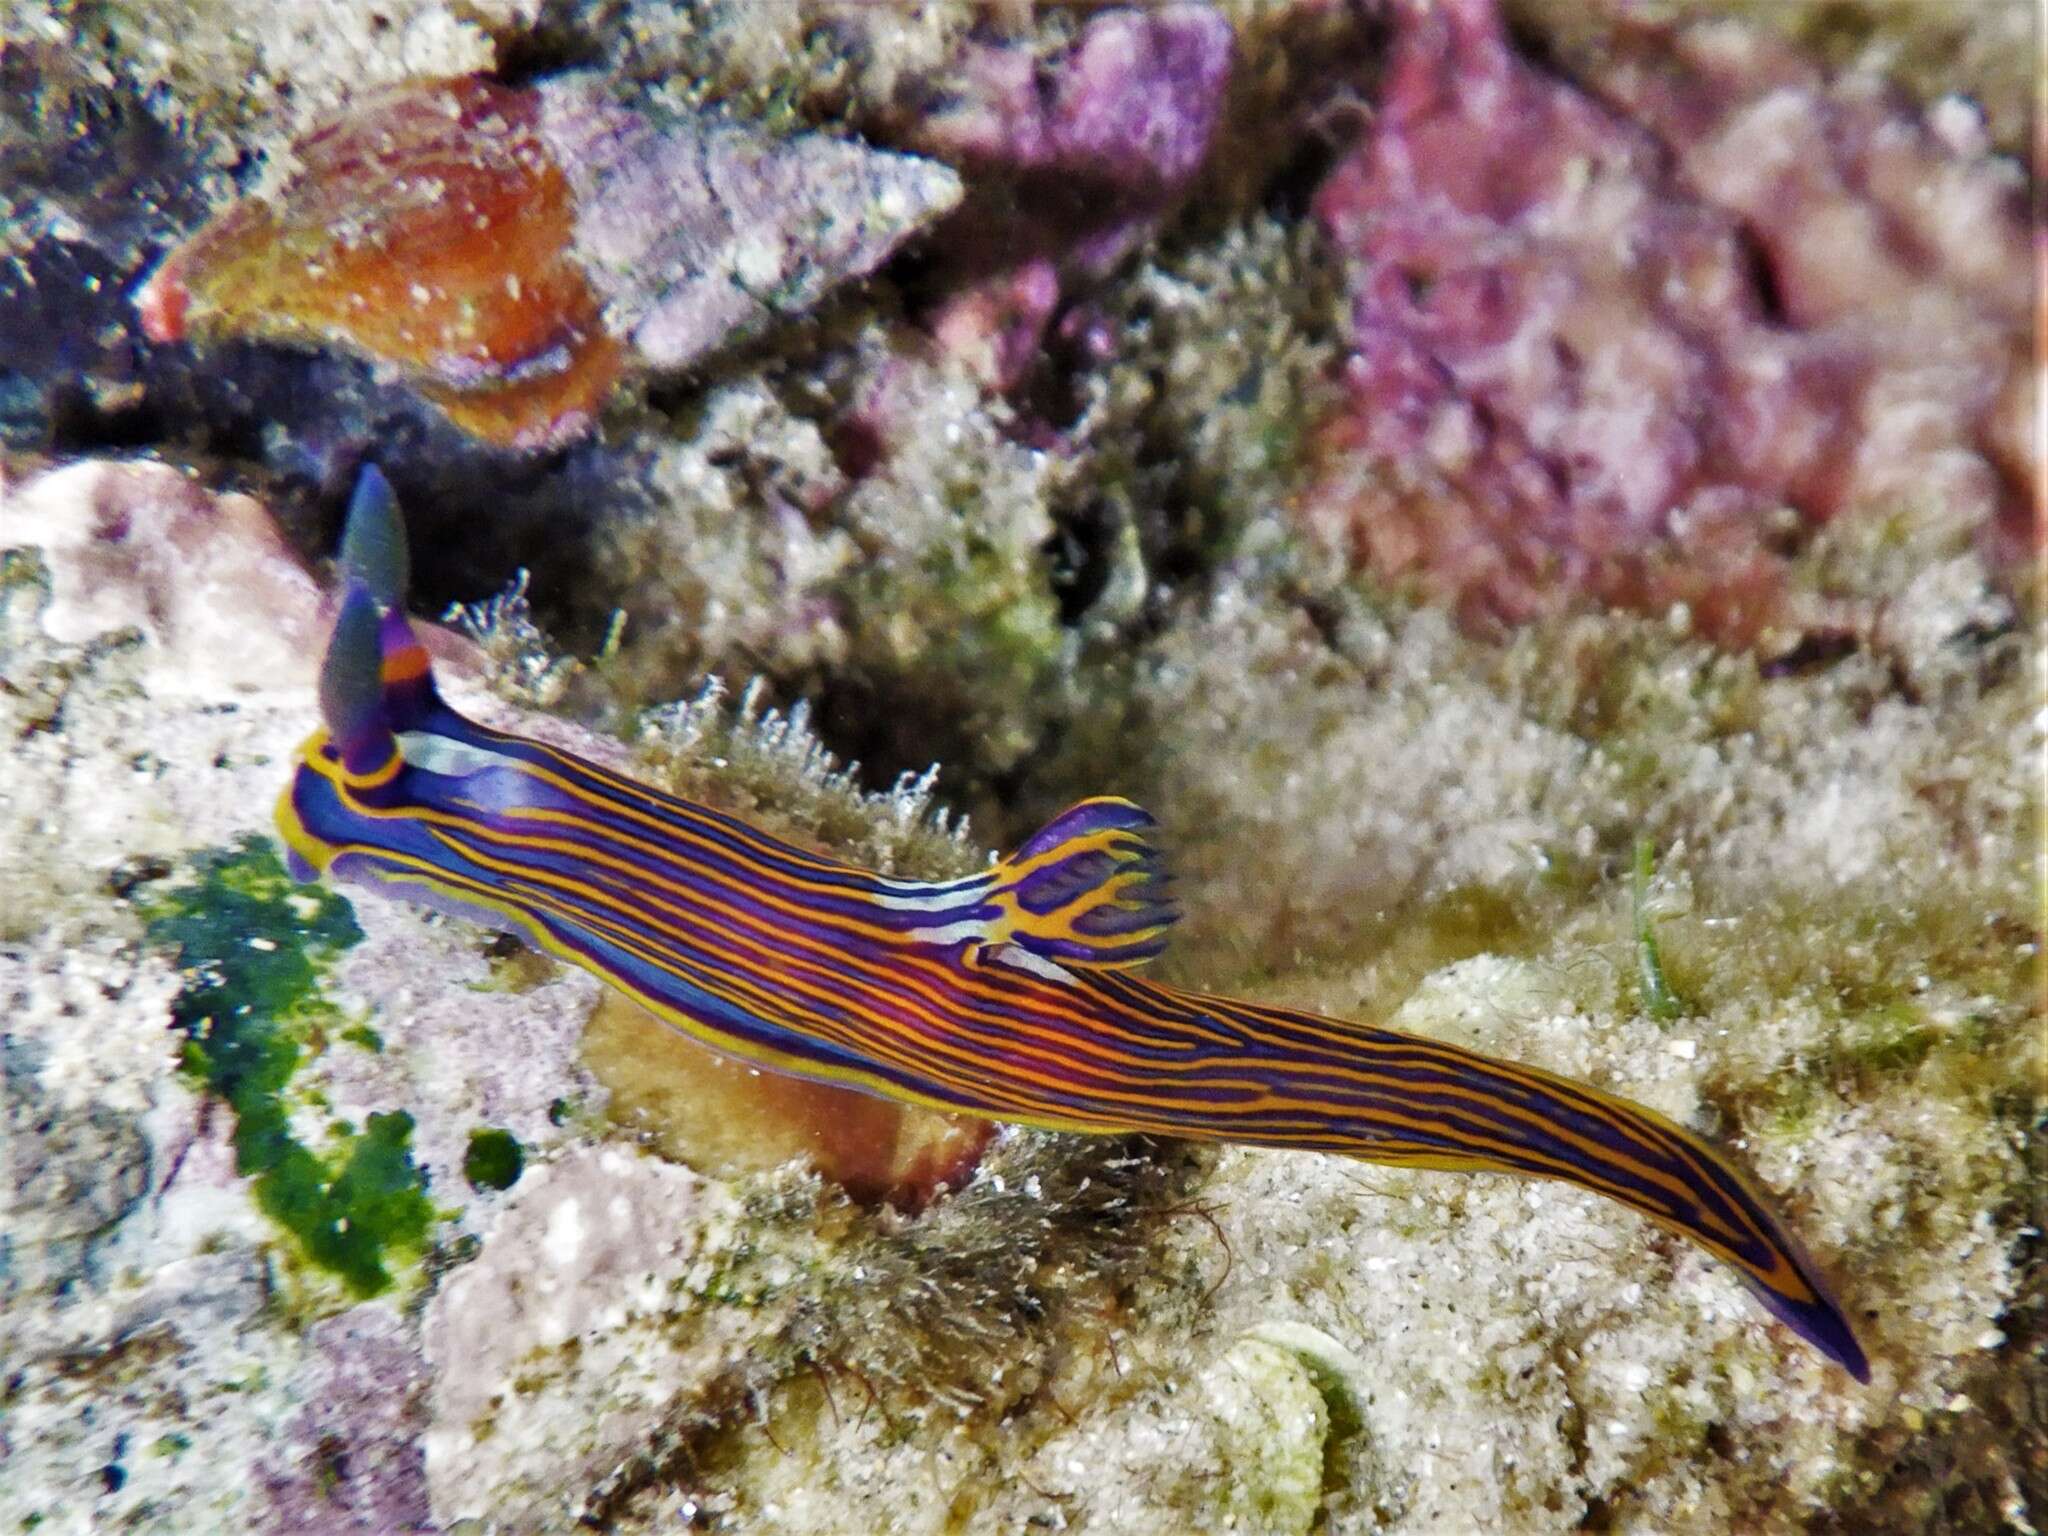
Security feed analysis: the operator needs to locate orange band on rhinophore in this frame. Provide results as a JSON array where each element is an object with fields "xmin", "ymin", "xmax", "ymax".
[{"xmin": 382, "ymin": 644, "xmax": 431, "ymax": 684}]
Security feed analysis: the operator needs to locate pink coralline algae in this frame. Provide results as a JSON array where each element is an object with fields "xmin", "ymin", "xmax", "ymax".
[
  {"xmin": 902, "ymin": 5, "xmax": 1235, "ymax": 389},
  {"xmin": 1301, "ymin": 0, "xmax": 2037, "ymax": 646},
  {"xmin": 254, "ymin": 1308, "xmax": 431, "ymax": 1536}
]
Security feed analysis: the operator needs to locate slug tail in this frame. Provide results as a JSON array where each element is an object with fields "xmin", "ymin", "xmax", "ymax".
[
  {"xmin": 1733, "ymin": 1247, "xmax": 1870, "ymax": 1382},
  {"xmin": 1157, "ymin": 979, "xmax": 1873, "ymax": 1381}
]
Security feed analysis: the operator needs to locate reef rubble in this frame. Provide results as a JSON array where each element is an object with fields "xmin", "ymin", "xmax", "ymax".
[{"xmin": 1, "ymin": 0, "xmax": 2040, "ymax": 1531}]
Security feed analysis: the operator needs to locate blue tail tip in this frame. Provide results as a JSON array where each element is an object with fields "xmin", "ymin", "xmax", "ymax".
[{"xmin": 1754, "ymin": 1279, "xmax": 1871, "ymax": 1383}]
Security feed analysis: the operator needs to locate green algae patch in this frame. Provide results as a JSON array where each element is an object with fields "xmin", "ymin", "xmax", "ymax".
[
  {"xmin": 464, "ymin": 1127, "xmax": 526, "ymax": 1192},
  {"xmin": 144, "ymin": 836, "xmax": 435, "ymax": 1297}
]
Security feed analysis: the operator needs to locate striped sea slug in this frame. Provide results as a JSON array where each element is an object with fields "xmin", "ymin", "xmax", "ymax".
[{"xmin": 279, "ymin": 467, "xmax": 1869, "ymax": 1382}]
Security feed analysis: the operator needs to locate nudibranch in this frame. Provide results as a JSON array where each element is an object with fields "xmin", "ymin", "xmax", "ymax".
[{"xmin": 278, "ymin": 468, "xmax": 1869, "ymax": 1382}]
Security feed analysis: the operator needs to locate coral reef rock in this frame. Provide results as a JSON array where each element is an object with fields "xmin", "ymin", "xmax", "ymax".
[
  {"xmin": 0, "ymin": 459, "xmax": 487, "ymax": 694},
  {"xmin": 2, "ymin": 0, "xmax": 2041, "ymax": 1525},
  {"xmin": 420, "ymin": 1146, "xmax": 766, "ymax": 1530},
  {"xmin": 0, "ymin": 460, "xmax": 324, "ymax": 695}
]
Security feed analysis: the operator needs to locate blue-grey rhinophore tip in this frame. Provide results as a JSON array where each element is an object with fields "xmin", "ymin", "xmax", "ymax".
[
  {"xmin": 320, "ymin": 581, "xmax": 388, "ymax": 750},
  {"xmin": 339, "ymin": 465, "xmax": 408, "ymax": 609}
]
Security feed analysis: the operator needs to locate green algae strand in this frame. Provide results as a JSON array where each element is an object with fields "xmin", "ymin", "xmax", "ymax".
[{"xmin": 144, "ymin": 837, "xmax": 435, "ymax": 1296}]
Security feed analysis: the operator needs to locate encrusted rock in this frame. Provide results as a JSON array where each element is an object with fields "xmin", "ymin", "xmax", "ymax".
[
  {"xmin": 254, "ymin": 1306, "xmax": 433, "ymax": 1534},
  {"xmin": 902, "ymin": 4, "xmax": 1235, "ymax": 388},
  {"xmin": 0, "ymin": 1038, "xmax": 151, "ymax": 1300},
  {"xmin": 421, "ymin": 1145, "xmax": 773, "ymax": 1529},
  {"xmin": 1302, "ymin": 0, "xmax": 2034, "ymax": 644},
  {"xmin": 0, "ymin": 459, "xmax": 487, "ymax": 696}
]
